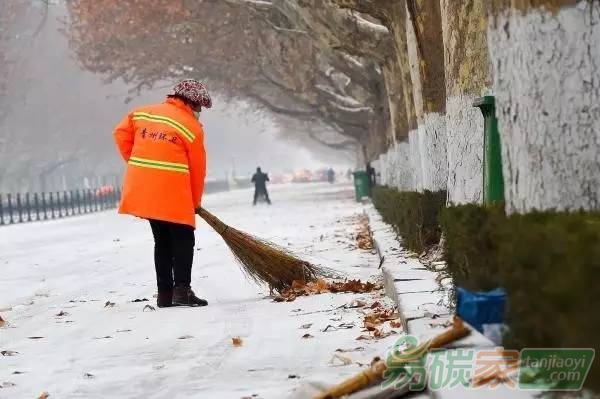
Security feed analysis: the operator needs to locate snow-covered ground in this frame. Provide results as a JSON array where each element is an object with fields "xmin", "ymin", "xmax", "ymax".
[{"xmin": 0, "ymin": 183, "xmax": 400, "ymax": 399}]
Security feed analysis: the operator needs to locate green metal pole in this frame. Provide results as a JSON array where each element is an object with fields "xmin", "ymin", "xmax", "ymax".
[{"xmin": 473, "ymin": 95, "xmax": 504, "ymax": 204}]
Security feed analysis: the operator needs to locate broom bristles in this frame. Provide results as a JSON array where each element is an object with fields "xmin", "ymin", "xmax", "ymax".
[{"xmin": 197, "ymin": 207, "xmax": 332, "ymax": 292}]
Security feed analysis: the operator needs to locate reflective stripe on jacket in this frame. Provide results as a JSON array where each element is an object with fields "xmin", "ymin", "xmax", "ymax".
[{"xmin": 113, "ymin": 97, "xmax": 206, "ymax": 228}]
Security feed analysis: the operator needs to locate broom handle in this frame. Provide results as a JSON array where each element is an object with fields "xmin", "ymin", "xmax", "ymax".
[
  {"xmin": 314, "ymin": 317, "xmax": 470, "ymax": 399},
  {"xmin": 196, "ymin": 207, "xmax": 229, "ymax": 235}
]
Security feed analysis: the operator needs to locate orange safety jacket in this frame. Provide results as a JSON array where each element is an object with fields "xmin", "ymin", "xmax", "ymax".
[{"xmin": 113, "ymin": 97, "xmax": 206, "ymax": 228}]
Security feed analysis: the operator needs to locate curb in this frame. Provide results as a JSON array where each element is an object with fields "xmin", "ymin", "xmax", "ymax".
[{"xmin": 365, "ymin": 204, "xmax": 496, "ymax": 345}]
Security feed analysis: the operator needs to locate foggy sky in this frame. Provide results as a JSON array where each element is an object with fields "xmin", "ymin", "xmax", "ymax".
[{"xmin": 0, "ymin": 1, "xmax": 352, "ymax": 191}]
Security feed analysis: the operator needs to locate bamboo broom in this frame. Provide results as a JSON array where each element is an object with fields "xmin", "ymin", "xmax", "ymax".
[
  {"xmin": 314, "ymin": 316, "xmax": 471, "ymax": 399},
  {"xmin": 196, "ymin": 207, "xmax": 330, "ymax": 292}
]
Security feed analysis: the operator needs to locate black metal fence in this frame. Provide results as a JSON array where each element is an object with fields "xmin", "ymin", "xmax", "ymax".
[{"xmin": 0, "ymin": 188, "xmax": 122, "ymax": 226}]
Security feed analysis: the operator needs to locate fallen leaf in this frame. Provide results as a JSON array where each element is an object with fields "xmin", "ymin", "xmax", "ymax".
[
  {"xmin": 288, "ymin": 374, "xmax": 300, "ymax": 379},
  {"xmin": 104, "ymin": 301, "xmax": 115, "ymax": 308},
  {"xmin": 390, "ymin": 319, "xmax": 402, "ymax": 328},
  {"xmin": 330, "ymin": 353, "xmax": 352, "ymax": 366},
  {"xmin": 347, "ymin": 299, "xmax": 366, "ymax": 308},
  {"xmin": 338, "ymin": 322, "xmax": 355, "ymax": 329},
  {"xmin": 335, "ymin": 347, "xmax": 365, "ymax": 353},
  {"xmin": 301, "ymin": 333, "xmax": 314, "ymax": 339},
  {"xmin": 12, "ymin": 371, "xmax": 24, "ymax": 375},
  {"xmin": 273, "ymin": 296, "xmax": 285, "ymax": 302},
  {"xmin": 364, "ymin": 322, "xmax": 378, "ymax": 331},
  {"xmin": 314, "ymin": 278, "xmax": 329, "ymax": 294},
  {"xmin": 83, "ymin": 373, "xmax": 94, "ymax": 379},
  {"xmin": 232, "ymin": 337, "xmax": 243, "ymax": 347},
  {"xmin": 370, "ymin": 301, "xmax": 381, "ymax": 309},
  {"xmin": 38, "ymin": 392, "xmax": 49, "ymax": 398},
  {"xmin": 132, "ymin": 298, "xmax": 149, "ymax": 303},
  {"xmin": 55, "ymin": 311, "xmax": 69, "ymax": 317},
  {"xmin": 28, "ymin": 336, "xmax": 44, "ymax": 340},
  {"xmin": 285, "ymin": 294, "xmax": 297, "ymax": 302},
  {"xmin": 1, "ymin": 350, "xmax": 18, "ymax": 356},
  {"xmin": 355, "ymin": 335, "xmax": 371, "ymax": 341},
  {"xmin": 93, "ymin": 336, "xmax": 113, "ymax": 340},
  {"xmin": 143, "ymin": 305, "xmax": 156, "ymax": 312},
  {"xmin": 299, "ymin": 323, "xmax": 312, "ymax": 329},
  {"xmin": 178, "ymin": 335, "xmax": 194, "ymax": 340},
  {"xmin": 322, "ymin": 325, "xmax": 337, "ymax": 332},
  {"xmin": 116, "ymin": 329, "xmax": 132, "ymax": 333}
]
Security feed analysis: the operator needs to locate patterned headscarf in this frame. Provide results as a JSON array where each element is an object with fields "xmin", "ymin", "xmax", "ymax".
[{"xmin": 169, "ymin": 79, "xmax": 212, "ymax": 110}]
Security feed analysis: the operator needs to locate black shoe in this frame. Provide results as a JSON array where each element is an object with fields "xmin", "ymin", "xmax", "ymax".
[
  {"xmin": 157, "ymin": 289, "xmax": 173, "ymax": 308},
  {"xmin": 172, "ymin": 286, "xmax": 208, "ymax": 307}
]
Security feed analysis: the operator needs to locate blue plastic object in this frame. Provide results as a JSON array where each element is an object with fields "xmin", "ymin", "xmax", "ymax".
[{"xmin": 456, "ymin": 287, "xmax": 506, "ymax": 334}]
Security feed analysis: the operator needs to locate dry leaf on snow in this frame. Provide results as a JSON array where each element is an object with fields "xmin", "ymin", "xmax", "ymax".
[
  {"xmin": 299, "ymin": 323, "xmax": 312, "ymax": 329},
  {"xmin": 330, "ymin": 353, "xmax": 352, "ymax": 366},
  {"xmin": 302, "ymin": 333, "xmax": 314, "ymax": 339},
  {"xmin": 390, "ymin": 320, "xmax": 402, "ymax": 328},
  {"xmin": 232, "ymin": 337, "xmax": 243, "ymax": 347},
  {"xmin": 364, "ymin": 322, "xmax": 378, "ymax": 331},
  {"xmin": 356, "ymin": 335, "xmax": 372, "ymax": 341},
  {"xmin": 347, "ymin": 299, "xmax": 366, "ymax": 308},
  {"xmin": 335, "ymin": 347, "xmax": 365, "ymax": 353}
]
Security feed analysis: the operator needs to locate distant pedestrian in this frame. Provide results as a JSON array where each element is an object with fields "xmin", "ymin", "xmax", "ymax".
[
  {"xmin": 113, "ymin": 79, "xmax": 212, "ymax": 308},
  {"xmin": 366, "ymin": 162, "xmax": 376, "ymax": 187},
  {"xmin": 327, "ymin": 167, "xmax": 335, "ymax": 184},
  {"xmin": 251, "ymin": 167, "xmax": 271, "ymax": 205}
]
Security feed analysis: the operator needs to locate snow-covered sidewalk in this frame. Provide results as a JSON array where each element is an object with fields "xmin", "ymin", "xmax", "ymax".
[{"xmin": 1, "ymin": 183, "xmax": 400, "ymax": 399}]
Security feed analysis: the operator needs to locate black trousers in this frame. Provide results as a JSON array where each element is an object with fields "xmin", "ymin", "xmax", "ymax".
[
  {"xmin": 149, "ymin": 220, "xmax": 195, "ymax": 292},
  {"xmin": 253, "ymin": 187, "xmax": 271, "ymax": 204}
]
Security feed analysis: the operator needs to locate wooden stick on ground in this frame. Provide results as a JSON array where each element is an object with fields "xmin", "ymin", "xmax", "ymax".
[{"xmin": 314, "ymin": 317, "xmax": 471, "ymax": 399}]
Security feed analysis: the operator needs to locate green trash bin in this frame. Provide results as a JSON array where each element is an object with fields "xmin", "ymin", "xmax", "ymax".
[{"xmin": 352, "ymin": 171, "xmax": 371, "ymax": 202}]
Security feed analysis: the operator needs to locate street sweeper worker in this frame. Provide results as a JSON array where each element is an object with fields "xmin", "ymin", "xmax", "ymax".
[{"xmin": 113, "ymin": 79, "xmax": 212, "ymax": 308}]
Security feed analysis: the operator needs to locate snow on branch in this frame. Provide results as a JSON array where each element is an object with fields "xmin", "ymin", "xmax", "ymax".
[
  {"xmin": 315, "ymin": 84, "xmax": 362, "ymax": 108},
  {"xmin": 223, "ymin": 0, "xmax": 273, "ymax": 11},
  {"xmin": 326, "ymin": 100, "xmax": 373, "ymax": 116},
  {"xmin": 351, "ymin": 11, "xmax": 388, "ymax": 36}
]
